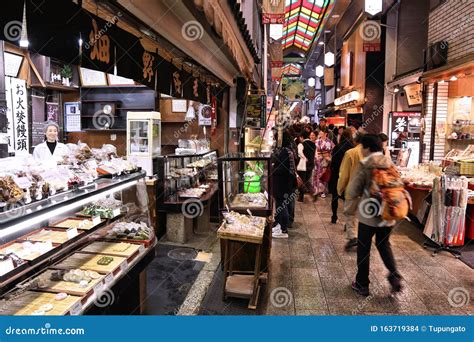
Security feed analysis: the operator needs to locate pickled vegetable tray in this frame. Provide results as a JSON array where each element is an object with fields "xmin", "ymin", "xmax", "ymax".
[{"xmin": 54, "ymin": 252, "xmax": 126, "ymax": 274}]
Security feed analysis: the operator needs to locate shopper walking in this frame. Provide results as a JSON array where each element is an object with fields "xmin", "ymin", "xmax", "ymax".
[
  {"xmin": 328, "ymin": 129, "xmax": 354, "ymax": 223},
  {"xmin": 313, "ymin": 130, "xmax": 334, "ymax": 199},
  {"xmin": 271, "ymin": 131, "xmax": 297, "ymax": 239},
  {"xmin": 296, "ymin": 131, "xmax": 316, "ymax": 202},
  {"xmin": 346, "ymin": 134, "xmax": 403, "ymax": 296},
  {"xmin": 337, "ymin": 129, "xmax": 365, "ymax": 250}
]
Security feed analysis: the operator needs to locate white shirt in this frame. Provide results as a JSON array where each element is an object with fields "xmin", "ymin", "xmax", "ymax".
[{"xmin": 33, "ymin": 141, "xmax": 69, "ymax": 163}]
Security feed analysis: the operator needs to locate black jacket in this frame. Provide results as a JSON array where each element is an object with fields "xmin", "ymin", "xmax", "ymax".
[
  {"xmin": 301, "ymin": 139, "xmax": 316, "ymax": 170},
  {"xmin": 272, "ymin": 147, "xmax": 296, "ymax": 199},
  {"xmin": 328, "ymin": 139, "xmax": 354, "ymax": 194}
]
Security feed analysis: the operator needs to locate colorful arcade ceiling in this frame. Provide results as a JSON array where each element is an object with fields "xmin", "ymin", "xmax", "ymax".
[
  {"xmin": 282, "ymin": 0, "xmax": 331, "ymax": 51},
  {"xmin": 282, "ymin": 63, "xmax": 303, "ymax": 75}
]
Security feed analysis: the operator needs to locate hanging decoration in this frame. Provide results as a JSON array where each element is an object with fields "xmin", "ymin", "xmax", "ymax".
[{"xmin": 262, "ymin": 0, "xmax": 285, "ymax": 24}]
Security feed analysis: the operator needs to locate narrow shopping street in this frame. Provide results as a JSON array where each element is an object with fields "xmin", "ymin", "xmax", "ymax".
[{"xmin": 190, "ymin": 198, "xmax": 474, "ymax": 316}]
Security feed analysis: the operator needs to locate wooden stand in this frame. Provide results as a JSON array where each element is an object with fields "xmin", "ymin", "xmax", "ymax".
[
  {"xmin": 221, "ymin": 238, "xmax": 263, "ymax": 309},
  {"xmin": 218, "ymin": 219, "xmax": 269, "ymax": 310}
]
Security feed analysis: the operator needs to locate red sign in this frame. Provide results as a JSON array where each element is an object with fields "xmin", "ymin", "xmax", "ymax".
[{"xmin": 262, "ymin": 14, "xmax": 285, "ymax": 24}]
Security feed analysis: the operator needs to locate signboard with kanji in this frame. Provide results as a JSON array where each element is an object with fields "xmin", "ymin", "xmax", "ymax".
[{"xmin": 11, "ymin": 78, "xmax": 29, "ymax": 155}]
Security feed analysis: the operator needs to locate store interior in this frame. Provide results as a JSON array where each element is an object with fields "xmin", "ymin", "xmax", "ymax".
[{"xmin": 0, "ymin": 0, "xmax": 473, "ymax": 317}]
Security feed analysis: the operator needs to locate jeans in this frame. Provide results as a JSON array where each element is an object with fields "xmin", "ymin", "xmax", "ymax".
[
  {"xmin": 297, "ymin": 169, "xmax": 313, "ymax": 200},
  {"xmin": 355, "ymin": 222, "xmax": 399, "ymax": 288},
  {"xmin": 288, "ymin": 195, "xmax": 295, "ymax": 224},
  {"xmin": 274, "ymin": 196, "xmax": 289, "ymax": 233}
]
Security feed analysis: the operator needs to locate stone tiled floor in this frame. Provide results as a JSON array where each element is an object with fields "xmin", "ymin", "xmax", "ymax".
[{"xmin": 258, "ymin": 197, "xmax": 474, "ymax": 316}]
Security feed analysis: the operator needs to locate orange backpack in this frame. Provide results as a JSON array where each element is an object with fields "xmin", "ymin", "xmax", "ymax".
[{"xmin": 370, "ymin": 166, "xmax": 412, "ymax": 221}]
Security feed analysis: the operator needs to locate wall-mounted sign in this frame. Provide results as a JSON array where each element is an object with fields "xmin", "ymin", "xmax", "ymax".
[
  {"xmin": 404, "ymin": 83, "xmax": 422, "ymax": 106},
  {"xmin": 4, "ymin": 77, "xmax": 14, "ymax": 153},
  {"xmin": 79, "ymin": 67, "xmax": 108, "ymax": 87},
  {"xmin": 389, "ymin": 112, "xmax": 421, "ymax": 145},
  {"xmin": 4, "ymin": 52, "xmax": 23, "ymax": 78},
  {"xmin": 11, "ymin": 78, "xmax": 29, "ymax": 155},
  {"xmin": 198, "ymin": 104, "xmax": 212, "ymax": 126},
  {"xmin": 46, "ymin": 102, "xmax": 59, "ymax": 122},
  {"xmin": 334, "ymin": 91, "xmax": 360, "ymax": 106}
]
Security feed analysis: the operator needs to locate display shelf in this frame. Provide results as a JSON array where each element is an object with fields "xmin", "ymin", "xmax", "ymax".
[{"xmin": 217, "ymin": 152, "xmax": 272, "ymax": 217}]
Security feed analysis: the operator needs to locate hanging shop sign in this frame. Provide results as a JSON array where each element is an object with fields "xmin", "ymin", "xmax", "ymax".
[
  {"xmin": 334, "ymin": 91, "xmax": 360, "ymax": 106},
  {"xmin": 360, "ymin": 20, "xmax": 381, "ymax": 52},
  {"xmin": 269, "ymin": 41, "xmax": 283, "ymax": 68},
  {"xmin": 246, "ymin": 94, "xmax": 266, "ymax": 128},
  {"xmin": 4, "ymin": 77, "xmax": 14, "ymax": 153},
  {"xmin": 11, "ymin": 78, "xmax": 29, "ymax": 155},
  {"xmin": 404, "ymin": 83, "xmax": 423, "ymax": 106},
  {"xmin": 31, "ymin": 95, "xmax": 46, "ymax": 147},
  {"xmin": 262, "ymin": 0, "xmax": 285, "ymax": 24},
  {"xmin": 198, "ymin": 104, "xmax": 212, "ymax": 126},
  {"xmin": 389, "ymin": 112, "xmax": 421, "ymax": 145}
]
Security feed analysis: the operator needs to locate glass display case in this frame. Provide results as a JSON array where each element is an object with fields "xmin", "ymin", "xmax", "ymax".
[
  {"xmin": 127, "ymin": 111, "xmax": 161, "ymax": 176},
  {"xmin": 156, "ymin": 150, "xmax": 218, "ymax": 206},
  {"xmin": 217, "ymin": 152, "xmax": 273, "ymax": 217},
  {"xmin": 0, "ymin": 171, "xmax": 155, "ymax": 315},
  {"xmin": 244, "ymin": 128, "xmax": 273, "ymax": 154}
]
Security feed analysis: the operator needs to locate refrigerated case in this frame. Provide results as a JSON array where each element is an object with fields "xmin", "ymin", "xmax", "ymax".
[
  {"xmin": 0, "ymin": 171, "xmax": 155, "ymax": 315},
  {"xmin": 156, "ymin": 150, "xmax": 218, "ymax": 206},
  {"xmin": 217, "ymin": 152, "xmax": 273, "ymax": 217},
  {"xmin": 127, "ymin": 112, "xmax": 161, "ymax": 176}
]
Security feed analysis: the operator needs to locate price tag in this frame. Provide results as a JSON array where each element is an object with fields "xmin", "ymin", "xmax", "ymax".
[
  {"xmin": 43, "ymin": 240, "xmax": 53, "ymax": 252},
  {"xmin": 93, "ymin": 282, "xmax": 104, "ymax": 295},
  {"xmin": 264, "ymin": 191, "xmax": 268, "ymax": 200},
  {"xmin": 69, "ymin": 301, "xmax": 82, "ymax": 316},
  {"xmin": 138, "ymin": 245, "xmax": 145, "ymax": 254},
  {"xmin": 105, "ymin": 273, "xmax": 114, "ymax": 285},
  {"xmin": 66, "ymin": 227, "xmax": 79, "ymax": 240},
  {"xmin": 112, "ymin": 208, "xmax": 121, "ymax": 217},
  {"xmin": 13, "ymin": 176, "xmax": 32, "ymax": 189},
  {"xmin": 247, "ymin": 209, "xmax": 253, "ymax": 217},
  {"xmin": 92, "ymin": 216, "xmax": 101, "ymax": 225},
  {"xmin": 120, "ymin": 260, "xmax": 128, "ymax": 273},
  {"xmin": 0, "ymin": 259, "xmax": 15, "ymax": 276}
]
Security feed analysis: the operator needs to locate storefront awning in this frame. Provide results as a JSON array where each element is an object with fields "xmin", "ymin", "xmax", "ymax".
[{"xmin": 421, "ymin": 53, "xmax": 474, "ymax": 82}]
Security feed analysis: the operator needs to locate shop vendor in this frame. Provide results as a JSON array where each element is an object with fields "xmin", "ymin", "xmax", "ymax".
[{"xmin": 33, "ymin": 121, "xmax": 69, "ymax": 162}]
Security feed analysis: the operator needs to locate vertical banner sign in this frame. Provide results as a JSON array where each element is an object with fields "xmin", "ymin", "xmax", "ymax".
[
  {"xmin": 46, "ymin": 102, "xmax": 59, "ymax": 122},
  {"xmin": 360, "ymin": 20, "xmax": 381, "ymax": 52},
  {"xmin": 5, "ymin": 76, "xmax": 14, "ymax": 153},
  {"xmin": 31, "ymin": 95, "xmax": 46, "ymax": 146},
  {"xmin": 262, "ymin": 0, "xmax": 285, "ymax": 24},
  {"xmin": 11, "ymin": 78, "xmax": 28, "ymax": 155},
  {"xmin": 269, "ymin": 41, "xmax": 283, "ymax": 68}
]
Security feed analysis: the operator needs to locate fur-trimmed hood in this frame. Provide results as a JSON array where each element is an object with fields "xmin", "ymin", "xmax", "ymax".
[{"xmin": 361, "ymin": 152, "xmax": 392, "ymax": 169}]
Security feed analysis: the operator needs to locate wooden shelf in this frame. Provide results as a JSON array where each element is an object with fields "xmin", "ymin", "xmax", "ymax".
[
  {"xmin": 117, "ymin": 107, "xmax": 154, "ymax": 110},
  {"xmin": 31, "ymin": 83, "xmax": 79, "ymax": 92},
  {"xmin": 82, "ymin": 129, "xmax": 126, "ymax": 132},
  {"xmin": 81, "ymin": 100, "xmax": 121, "ymax": 103}
]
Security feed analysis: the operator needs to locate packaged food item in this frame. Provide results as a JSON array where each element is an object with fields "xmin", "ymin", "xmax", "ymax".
[{"xmin": 106, "ymin": 222, "xmax": 152, "ymax": 241}]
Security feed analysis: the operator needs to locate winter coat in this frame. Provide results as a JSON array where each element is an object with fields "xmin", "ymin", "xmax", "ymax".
[
  {"xmin": 346, "ymin": 152, "xmax": 394, "ymax": 227},
  {"xmin": 272, "ymin": 147, "xmax": 297, "ymax": 199},
  {"xmin": 337, "ymin": 144, "xmax": 363, "ymax": 198},
  {"xmin": 329, "ymin": 139, "xmax": 354, "ymax": 194}
]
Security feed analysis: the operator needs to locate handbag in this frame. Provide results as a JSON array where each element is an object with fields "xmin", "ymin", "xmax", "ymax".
[{"xmin": 296, "ymin": 174, "xmax": 304, "ymax": 188}]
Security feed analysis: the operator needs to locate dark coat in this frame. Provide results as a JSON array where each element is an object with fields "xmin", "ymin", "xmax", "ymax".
[
  {"xmin": 272, "ymin": 147, "xmax": 296, "ymax": 199},
  {"xmin": 301, "ymin": 139, "xmax": 316, "ymax": 170},
  {"xmin": 328, "ymin": 139, "xmax": 354, "ymax": 194}
]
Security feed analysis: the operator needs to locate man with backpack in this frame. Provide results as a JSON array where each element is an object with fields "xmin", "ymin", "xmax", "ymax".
[{"xmin": 346, "ymin": 134, "xmax": 409, "ymax": 296}]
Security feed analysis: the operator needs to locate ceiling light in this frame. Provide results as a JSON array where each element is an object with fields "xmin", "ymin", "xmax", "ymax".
[
  {"xmin": 315, "ymin": 65, "xmax": 324, "ymax": 78},
  {"xmin": 439, "ymin": 80, "xmax": 445, "ymax": 84},
  {"xmin": 393, "ymin": 85, "xmax": 400, "ymax": 93},
  {"xmin": 337, "ymin": 87, "xmax": 341, "ymax": 92},
  {"xmin": 19, "ymin": 2, "xmax": 29, "ymax": 48},
  {"xmin": 324, "ymin": 52, "xmax": 335, "ymax": 67},
  {"xmin": 332, "ymin": 14, "xmax": 340, "ymax": 18},
  {"xmin": 365, "ymin": 0, "xmax": 383, "ymax": 16},
  {"xmin": 450, "ymin": 75, "xmax": 458, "ymax": 81},
  {"xmin": 308, "ymin": 77, "xmax": 315, "ymax": 87},
  {"xmin": 269, "ymin": 24, "xmax": 283, "ymax": 40},
  {"xmin": 318, "ymin": 41, "xmax": 325, "ymax": 45}
]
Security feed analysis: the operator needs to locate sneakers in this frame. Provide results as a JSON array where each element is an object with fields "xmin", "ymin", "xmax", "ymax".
[
  {"xmin": 320, "ymin": 193, "xmax": 326, "ymax": 198},
  {"xmin": 272, "ymin": 224, "xmax": 282, "ymax": 234},
  {"xmin": 272, "ymin": 231, "xmax": 289, "ymax": 239},
  {"xmin": 331, "ymin": 217, "xmax": 337, "ymax": 224},
  {"xmin": 352, "ymin": 281, "xmax": 370, "ymax": 297},
  {"xmin": 388, "ymin": 274, "xmax": 403, "ymax": 294},
  {"xmin": 344, "ymin": 238, "xmax": 358, "ymax": 251}
]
